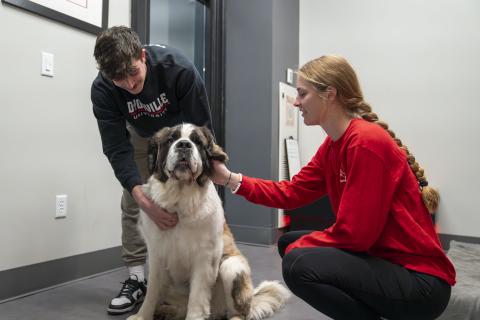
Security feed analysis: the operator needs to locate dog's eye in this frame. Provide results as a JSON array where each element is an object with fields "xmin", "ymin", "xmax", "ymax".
[
  {"xmin": 167, "ymin": 136, "xmax": 175, "ymax": 144},
  {"xmin": 191, "ymin": 136, "xmax": 202, "ymax": 145}
]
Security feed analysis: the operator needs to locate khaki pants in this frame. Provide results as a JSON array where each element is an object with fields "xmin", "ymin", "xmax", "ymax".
[{"xmin": 120, "ymin": 127, "xmax": 150, "ymax": 266}]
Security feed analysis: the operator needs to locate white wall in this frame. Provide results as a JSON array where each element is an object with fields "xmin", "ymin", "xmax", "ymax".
[
  {"xmin": 298, "ymin": 0, "xmax": 480, "ymax": 238},
  {"xmin": 0, "ymin": 0, "xmax": 130, "ymax": 271}
]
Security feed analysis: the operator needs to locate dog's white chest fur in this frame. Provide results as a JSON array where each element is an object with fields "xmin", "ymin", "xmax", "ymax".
[{"xmin": 139, "ymin": 177, "xmax": 224, "ymax": 280}]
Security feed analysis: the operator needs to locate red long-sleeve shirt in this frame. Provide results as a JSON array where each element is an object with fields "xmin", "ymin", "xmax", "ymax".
[{"xmin": 237, "ymin": 119, "xmax": 456, "ymax": 285}]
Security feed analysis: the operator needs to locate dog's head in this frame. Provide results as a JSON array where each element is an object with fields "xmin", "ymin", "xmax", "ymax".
[{"xmin": 149, "ymin": 124, "xmax": 228, "ymax": 186}]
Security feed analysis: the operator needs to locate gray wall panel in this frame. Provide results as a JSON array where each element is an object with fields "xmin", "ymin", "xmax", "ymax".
[
  {"xmin": 224, "ymin": 0, "xmax": 299, "ymax": 244},
  {"xmin": 271, "ymin": 0, "xmax": 300, "ymax": 231},
  {"xmin": 224, "ymin": 0, "xmax": 274, "ymax": 238}
]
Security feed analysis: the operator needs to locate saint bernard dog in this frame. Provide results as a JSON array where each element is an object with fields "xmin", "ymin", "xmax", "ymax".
[{"xmin": 127, "ymin": 124, "xmax": 290, "ymax": 320}]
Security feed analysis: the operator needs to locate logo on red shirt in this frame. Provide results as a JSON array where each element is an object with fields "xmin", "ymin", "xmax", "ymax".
[{"xmin": 339, "ymin": 168, "xmax": 346, "ymax": 183}]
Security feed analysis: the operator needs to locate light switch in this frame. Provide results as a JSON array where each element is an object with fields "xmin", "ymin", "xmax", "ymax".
[
  {"xmin": 287, "ymin": 68, "xmax": 294, "ymax": 84},
  {"xmin": 41, "ymin": 51, "xmax": 54, "ymax": 77}
]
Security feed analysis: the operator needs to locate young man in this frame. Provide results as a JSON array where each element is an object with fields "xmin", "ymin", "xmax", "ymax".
[{"xmin": 91, "ymin": 26, "xmax": 213, "ymax": 315}]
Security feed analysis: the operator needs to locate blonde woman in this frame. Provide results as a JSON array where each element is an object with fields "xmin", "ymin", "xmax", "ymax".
[{"xmin": 212, "ymin": 56, "xmax": 455, "ymax": 320}]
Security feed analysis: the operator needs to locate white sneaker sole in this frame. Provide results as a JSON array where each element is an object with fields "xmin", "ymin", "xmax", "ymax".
[{"xmin": 107, "ymin": 295, "xmax": 145, "ymax": 315}]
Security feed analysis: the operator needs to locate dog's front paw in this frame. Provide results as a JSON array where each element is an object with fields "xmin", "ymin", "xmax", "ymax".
[
  {"xmin": 185, "ymin": 314, "xmax": 210, "ymax": 320},
  {"xmin": 155, "ymin": 304, "xmax": 180, "ymax": 320}
]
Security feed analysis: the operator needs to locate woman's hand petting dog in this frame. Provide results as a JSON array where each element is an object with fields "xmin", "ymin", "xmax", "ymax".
[
  {"xmin": 131, "ymin": 185, "xmax": 178, "ymax": 230},
  {"xmin": 210, "ymin": 160, "xmax": 230, "ymax": 185},
  {"xmin": 211, "ymin": 160, "xmax": 241, "ymax": 190}
]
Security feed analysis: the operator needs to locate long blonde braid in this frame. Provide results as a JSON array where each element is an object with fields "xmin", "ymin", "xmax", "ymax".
[{"xmin": 298, "ymin": 55, "xmax": 439, "ymax": 213}]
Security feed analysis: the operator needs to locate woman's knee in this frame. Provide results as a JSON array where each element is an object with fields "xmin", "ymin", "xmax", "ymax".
[
  {"xmin": 282, "ymin": 247, "xmax": 347, "ymax": 286},
  {"xmin": 281, "ymin": 248, "xmax": 336, "ymax": 298},
  {"xmin": 281, "ymin": 250, "xmax": 303, "ymax": 291},
  {"xmin": 277, "ymin": 231, "xmax": 313, "ymax": 257},
  {"xmin": 277, "ymin": 234, "xmax": 291, "ymax": 257},
  {"xmin": 281, "ymin": 248, "xmax": 317, "ymax": 286}
]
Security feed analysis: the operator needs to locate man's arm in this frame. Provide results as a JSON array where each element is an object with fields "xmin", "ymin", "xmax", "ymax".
[
  {"xmin": 92, "ymin": 82, "xmax": 143, "ymax": 192},
  {"xmin": 91, "ymin": 80, "xmax": 178, "ymax": 229}
]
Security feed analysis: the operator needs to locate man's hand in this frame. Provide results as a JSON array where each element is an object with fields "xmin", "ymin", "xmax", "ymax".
[{"xmin": 131, "ymin": 185, "xmax": 178, "ymax": 230}]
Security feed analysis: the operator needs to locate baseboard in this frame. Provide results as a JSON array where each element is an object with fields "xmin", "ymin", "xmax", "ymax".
[
  {"xmin": 0, "ymin": 246, "xmax": 123, "ymax": 302},
  {"xmin": 439, "ymin": 233, "xmax": 480, "ymax": 251}
]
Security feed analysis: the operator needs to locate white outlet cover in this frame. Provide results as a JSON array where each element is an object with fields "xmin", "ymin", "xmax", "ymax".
[
  {"xmin": 55, "ymin": 194, "xmax": 67, "ymax": 218},
  {"xmin": 41, "ymin": 52, "xmax": 54, "ymax": 77}
]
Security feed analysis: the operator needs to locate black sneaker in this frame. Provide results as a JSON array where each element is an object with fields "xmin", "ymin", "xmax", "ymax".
[{"xmin": 107, "ymin": 275, "xmax": 147, "ymax": 315}]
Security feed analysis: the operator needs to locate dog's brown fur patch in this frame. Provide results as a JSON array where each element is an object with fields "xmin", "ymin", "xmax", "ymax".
[
  {"xmin": 231, "ymin": 272, "xmax": 252, "ymax": 317},
  {"xmin": 221, "ymin": 223, "xmax": 241, "ymax": 262},
  {"xmin": 221, "ymin": 223, "xmax": 253, "ymax": 317}
]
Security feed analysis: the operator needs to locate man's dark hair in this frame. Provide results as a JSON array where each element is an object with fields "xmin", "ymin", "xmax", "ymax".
[{"xmin": 93, "ymin": 26, "xmax": 143, "ymax": 80}]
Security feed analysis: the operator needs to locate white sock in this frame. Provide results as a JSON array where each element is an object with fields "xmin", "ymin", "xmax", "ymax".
[{"xmin": 128, "ymin": 265, "xmax": 145, "ymax": 283}]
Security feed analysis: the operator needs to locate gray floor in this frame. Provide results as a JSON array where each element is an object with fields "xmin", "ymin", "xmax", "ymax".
[{"xmin": 0, "ymin": 244, "xmax": 330, "ymax": 320}]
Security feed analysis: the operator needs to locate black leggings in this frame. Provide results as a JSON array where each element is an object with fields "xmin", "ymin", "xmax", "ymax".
[{"xmin": 279, "ymin": 231, "xmax": 451, "ymax": 320}]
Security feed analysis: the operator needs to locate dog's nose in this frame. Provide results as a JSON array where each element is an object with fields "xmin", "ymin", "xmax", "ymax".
[{"xmin": 176, "ymin": 140, "xmax": 192, "ymax": 150}]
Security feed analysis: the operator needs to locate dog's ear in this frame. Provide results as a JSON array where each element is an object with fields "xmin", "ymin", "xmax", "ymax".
[
  {"xmin": 196, "ymin": 126, "xmax": 228, "ymax": 186},
  {"xmin": 200, "ymin": 126, "xmax": 228, "ymax": 163},
  {"xmin": 151, "ymin": 127, "xmax": 171, "ymax": 182}
]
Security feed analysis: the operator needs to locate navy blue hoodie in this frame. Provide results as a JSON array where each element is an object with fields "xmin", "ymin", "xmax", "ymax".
[{"xmin": 91, "ymin": 45, "xmax": 213, "ymax": 192}]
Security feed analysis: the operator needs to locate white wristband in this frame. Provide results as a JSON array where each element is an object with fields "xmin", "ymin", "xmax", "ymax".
[{"xmin": 231, "ymin": 174, "xmax": 243, "ymax": 194}]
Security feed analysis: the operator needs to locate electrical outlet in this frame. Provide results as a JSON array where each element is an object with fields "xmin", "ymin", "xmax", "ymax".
[{"xmin": 56, "ymin": 194, "xmax": 67, "ymax": 219}]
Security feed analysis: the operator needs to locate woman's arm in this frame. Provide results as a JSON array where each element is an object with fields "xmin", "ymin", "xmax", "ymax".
[{"xmin": 211, "ymin": 144, "xmax": 328, "ymax": 210}]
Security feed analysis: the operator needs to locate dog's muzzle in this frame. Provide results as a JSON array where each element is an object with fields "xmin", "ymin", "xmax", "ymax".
[
  {"xmin": 174, "ymin": 139, "xmax": 193, "ymax": 167},
  {"xmin": 165, "ymin": 137, "xmax": 202, "ymax": 182}
]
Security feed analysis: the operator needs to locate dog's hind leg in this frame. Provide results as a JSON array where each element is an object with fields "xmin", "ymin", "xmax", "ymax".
[
  {"xmin": 128, "ymin": 255, "xmax": 168, "ymax": 320},
  {"xmin": 219, "ymin": 255, "xmax": 253, "ymax": 320}
]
